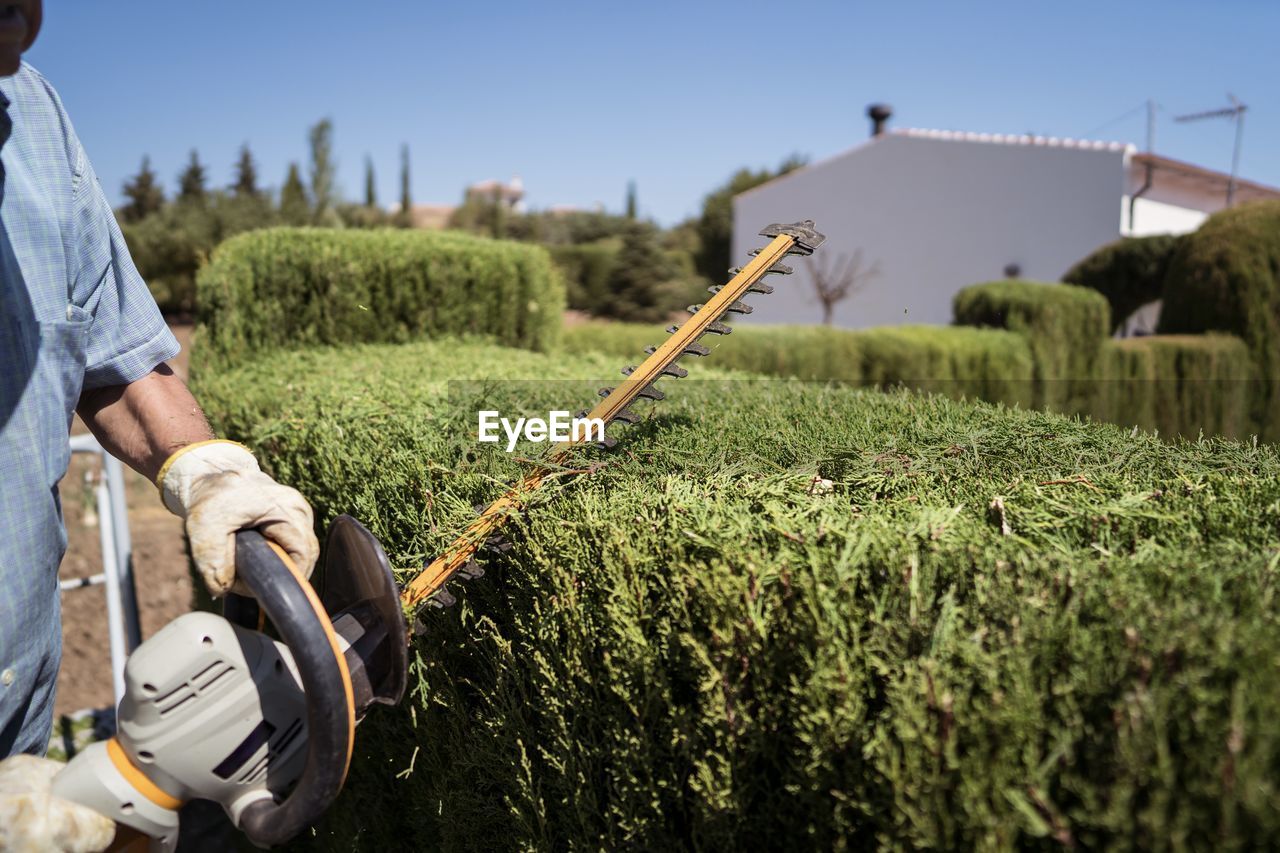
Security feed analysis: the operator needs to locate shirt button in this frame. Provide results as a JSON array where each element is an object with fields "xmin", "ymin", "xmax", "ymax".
[{"xmin": 1, "ymin": 669, "xmax": 13, "ymax": 687}]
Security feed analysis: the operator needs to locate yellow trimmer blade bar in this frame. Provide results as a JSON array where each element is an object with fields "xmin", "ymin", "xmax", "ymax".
[{"xmin": 400, "ymin": 220, "xmax": 825, "ymax": 619}]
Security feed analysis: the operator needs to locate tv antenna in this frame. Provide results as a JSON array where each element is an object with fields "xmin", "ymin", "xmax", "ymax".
[{"xmin": 1174, "ymin": 94, "xmax": 1247, "ymax": 207}]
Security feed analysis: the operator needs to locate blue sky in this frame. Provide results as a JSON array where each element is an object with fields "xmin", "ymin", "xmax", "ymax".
[{"xmin": 27, "ymin": 1, "xmax": 1277, "ymax": 225}]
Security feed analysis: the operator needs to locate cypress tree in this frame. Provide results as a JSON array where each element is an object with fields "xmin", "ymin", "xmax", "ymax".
[
  {"xmin": 120, "ymin": 156, "xmax": 165, "ymax": 222},
  {"xmin": 308, "ymin": 119, "xmax": 336, "ymax": 222},
  {"xmin": 177, "ymin": 149, "xmax": 207, "ymax": 205},
  {"xmin": 233, "ymin": 143, "xmax": 260, "ymax": 197},
  {"xmin": 364, "ymin": 155, "xmax": 377, "ymax": 208},
  {"xmin": 280, "ymin": 162, "xmax": 310, "ymax": 225},
  {"xmin": 625, "ymin": 180, "xmax": 637, "ymax": 219},
  {"xmin": 398, "ymin": 144, "xmax": 412, "ymax": 226}
]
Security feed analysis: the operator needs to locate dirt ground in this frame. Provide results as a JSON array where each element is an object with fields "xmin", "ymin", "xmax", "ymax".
[{"xmin": 55, "ymin": 324, "xmax": 195, "ymax": 716}]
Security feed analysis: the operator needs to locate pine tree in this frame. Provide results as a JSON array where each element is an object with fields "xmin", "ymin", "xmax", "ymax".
[
  {"xmin": 120, "ymin": 156, "xmax": 165, "ymax": 222},
  {"xmin": 177, "ymin": 150, "xmax": 207, "ymax": 205},
  {"xmin": 308, "ymin": 119, "xmax": 336, "ymax": 222},
  {"xmin": 398, "ymin": 144, "xmax": 412, "ymax": 227},
  {"xmin": 605, "ymin": 224, "xmax": 680, "ymax": 322},
  {"xmin": 280, "ymin": 162, "xmax": 310, "ymax": 225},
  {"xmin": 364, "ymin": 155, "xmax": 377, "ymax": 208},
  {"xmin": 626, "ymin": 180, "xmax": 637, "ymax": 219},
  {"xmin": 233, "ymin": 143, "xmax": 259, "ymax": 197}
]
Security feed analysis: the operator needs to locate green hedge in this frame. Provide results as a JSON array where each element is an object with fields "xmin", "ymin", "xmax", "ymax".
[
  {"xmin": 192, "ymin": 227, "xmax": 564, "ymax": 373},
  {"xmin": 563, "ymin": 321, "xmax": 1035, "ymax": 407},
  {"xmin": 953, "ymin": 280, "xmax": 1111, "ymax": 411},
  {"xmin": 548, "ymin": 242, "xmax": 619, "ymax": 315},
  {"xmin": 195, "ymin": 339, "xmax": 1280, "ymax": 850},
  {"xmin": 1160, "ymin": 201, "xmax": 1280, "ymax": 440},
  {"xmin": 1062, "ymin": 234, "xmax": 1180, "ymax": 330},
  {"xmin": 1096, "ymin": 335, "xmax": 1256, "ymax": 439}
]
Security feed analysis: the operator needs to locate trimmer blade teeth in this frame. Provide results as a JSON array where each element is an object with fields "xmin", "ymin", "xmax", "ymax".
[
  {"xmin": 574, "ymin": 409, "xmax": 590, "ymax": 420},
  {"xmin": 598, "ymin": 387, "xmax": 614, "ymax": 398},
  {"xmin": 704, "ymin": 321, "xmax": 733, "ymax": 336},
  {"xmin": 687, "ymin": 303, "xmax": 704, "ymax": 315},
  {"xmin": 715, "ymin": 282, "xmax": 774, "ymax": 296},
  {"xmin": 597, "ymin": 435, "xmax": 618, "ymax": 450},
  {"xmin": 613, "ymin": 408, "xmax": 641, "ymax": 425},
  {"xmin": 644, "ymin": 345, "xmax": 657, "ymax": 355},
  {"xmin": 636, "ymin": 385, "xmax": 665, "ymax": 401},
  {"xmin": 682, "ymin": 342, "xmax": 710, "ymax": 357},
  {"xmin": 455, "ymin": 559, "xmax": 485, "ymax": 581},
  {"xmin": 483, "ymin": 533, "xmax": 513, "ymax": 554},
  {"xmin": 665, "ymin": 324, "xmax": 680, "ymax": 334},
  {"xmin": 621, "ymin": 365, "xmax": 637, "ymax": 376},
  {"xmin": 728, "ymin": 261, "xmax": 793, "ymax": 277},
  {"xmin": 661, "ymin": 364, "xmax": 688, "ymax": 379},
  {"xmin": 723, "ymin": 300, "xmax": 753, "ymax": 315},
  {"xmin": 428, "ymin": 587, "xmax": 457, "ymax": 610}
]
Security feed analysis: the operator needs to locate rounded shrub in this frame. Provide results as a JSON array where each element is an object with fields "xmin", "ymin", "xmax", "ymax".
[
  {"xmin": 1062, "ymin": 234, "xmax": 1180, "ymax": 330},
  {"xmin": 952, "ymin": 280, "xmax": 1110, "ymax": 411},
  {"xmin": 1159, "ymin": 200, "xmax": 1280, "ymax": 438}
]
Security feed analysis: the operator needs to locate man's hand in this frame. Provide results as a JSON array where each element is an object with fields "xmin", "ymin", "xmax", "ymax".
[
  {"xmin": 158, "ymin": 440, "xmax": 320, "ymax": 596},
  {"xmin": 0, "ymin": 756, "xmax": 115, "ymax": 853}
]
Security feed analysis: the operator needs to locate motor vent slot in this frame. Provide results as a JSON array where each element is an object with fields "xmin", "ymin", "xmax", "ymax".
[
  {"xmin": 154, "ymin": 659, "xmax": 233, "ymax": 717},
  {"xmin": 237, "ymin": 756, "xmax": 269, "ymax": 786},
  {"xmin": 213, "ymin": 719, "xmax": 277, "ymax": 781},
  {"xmin": 155, "ymin": 686, "xmax": 194, "ymax": 716},
  {"xmin": 272, "ymin": 718, "xmax": 305, "ymax": 758},
  {"xmin": 192, "ymin": 661, "xmax": 232, "ymax": 692}
]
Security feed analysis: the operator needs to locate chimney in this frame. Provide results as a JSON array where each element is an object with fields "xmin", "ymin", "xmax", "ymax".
[{"xmin": 867, "ymin": 103, "xmax": 893, "ymax": 138}]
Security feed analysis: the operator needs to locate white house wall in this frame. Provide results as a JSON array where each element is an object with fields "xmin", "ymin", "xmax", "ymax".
[
  {"xmin": 1120, "ymin": 195, "xmax": 1207, "ymax": 237},
  {"xmin": 732, "ymin": 135, "xmax": 1127, "ymax": 328}
]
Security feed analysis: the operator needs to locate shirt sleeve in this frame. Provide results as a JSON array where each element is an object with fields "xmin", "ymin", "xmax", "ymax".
[{"xmin": 69, "ymin": 129, "xmax": 180, "ymax": 390}]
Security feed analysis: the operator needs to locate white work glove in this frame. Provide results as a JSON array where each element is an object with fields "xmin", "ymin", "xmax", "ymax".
[
  {"xmin": 158, "ymin": 440, "xmax": 320, "ymax": 597},
  {"xmin": 0, "ymin": 755, "xmax": 115, "ymax": 853}
]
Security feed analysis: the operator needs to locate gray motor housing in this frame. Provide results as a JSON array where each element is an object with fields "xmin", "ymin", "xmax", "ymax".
[{"xmin": 53, "ymin": 611, "xmax": 309, "ymax": 852}]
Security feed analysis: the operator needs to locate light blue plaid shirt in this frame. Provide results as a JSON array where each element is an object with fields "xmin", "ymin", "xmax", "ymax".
[{"xmin": 0, "ymin": 63, "xmax": 179, "ymax": 756}]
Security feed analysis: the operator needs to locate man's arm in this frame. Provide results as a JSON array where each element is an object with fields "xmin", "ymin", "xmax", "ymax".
[
  {"xmin": 76, "ymin": 364, "xmax": 214, "ymax": 481},
  {"xmin": 77, "ymin": 364, "xmax": 319, "ymax": 595}
]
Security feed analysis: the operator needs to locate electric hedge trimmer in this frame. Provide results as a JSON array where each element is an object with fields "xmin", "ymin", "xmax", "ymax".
[
  {"xmin": 51, "ymin": 219, "xmax": 823, "ymax": 851},
  {"xmin": 401, "ymin": 219, "xmax": 825, "ymax": 618}
]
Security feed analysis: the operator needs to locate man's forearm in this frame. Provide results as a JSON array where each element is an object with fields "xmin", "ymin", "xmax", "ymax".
[{"xmin": 77, "ymin": 364, "xmax": 216, "ymax": 482}]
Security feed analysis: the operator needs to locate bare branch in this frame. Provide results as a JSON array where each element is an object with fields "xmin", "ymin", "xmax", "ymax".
[{"xmin": 808, "ymin": 249, "xmax": 881, "ymax": 325}]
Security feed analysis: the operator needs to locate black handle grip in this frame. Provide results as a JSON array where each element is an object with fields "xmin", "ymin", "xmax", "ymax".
[{"xmin": 226, "ymin": 530, "xmax": 354, "ymax": 848}]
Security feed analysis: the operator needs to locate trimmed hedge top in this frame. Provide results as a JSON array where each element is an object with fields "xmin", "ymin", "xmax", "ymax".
[
  {"xmin": 192, "ymin": 227, "xmax": 564, "ymax": 374},
  {"xmin": 196, "ymin": 338, "xmax": 1280, "ymax": 850},
  {"xmin": 563, "ymin": 321, "xmax": 1035, "ymax": 408},
  {"xmin": 1062, "ymin": 234, "xmax": 1180, "ymax": 329},
  {"xmin": 953, "ymin": 280, "xmax": 1110, "ymax": 410}
]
